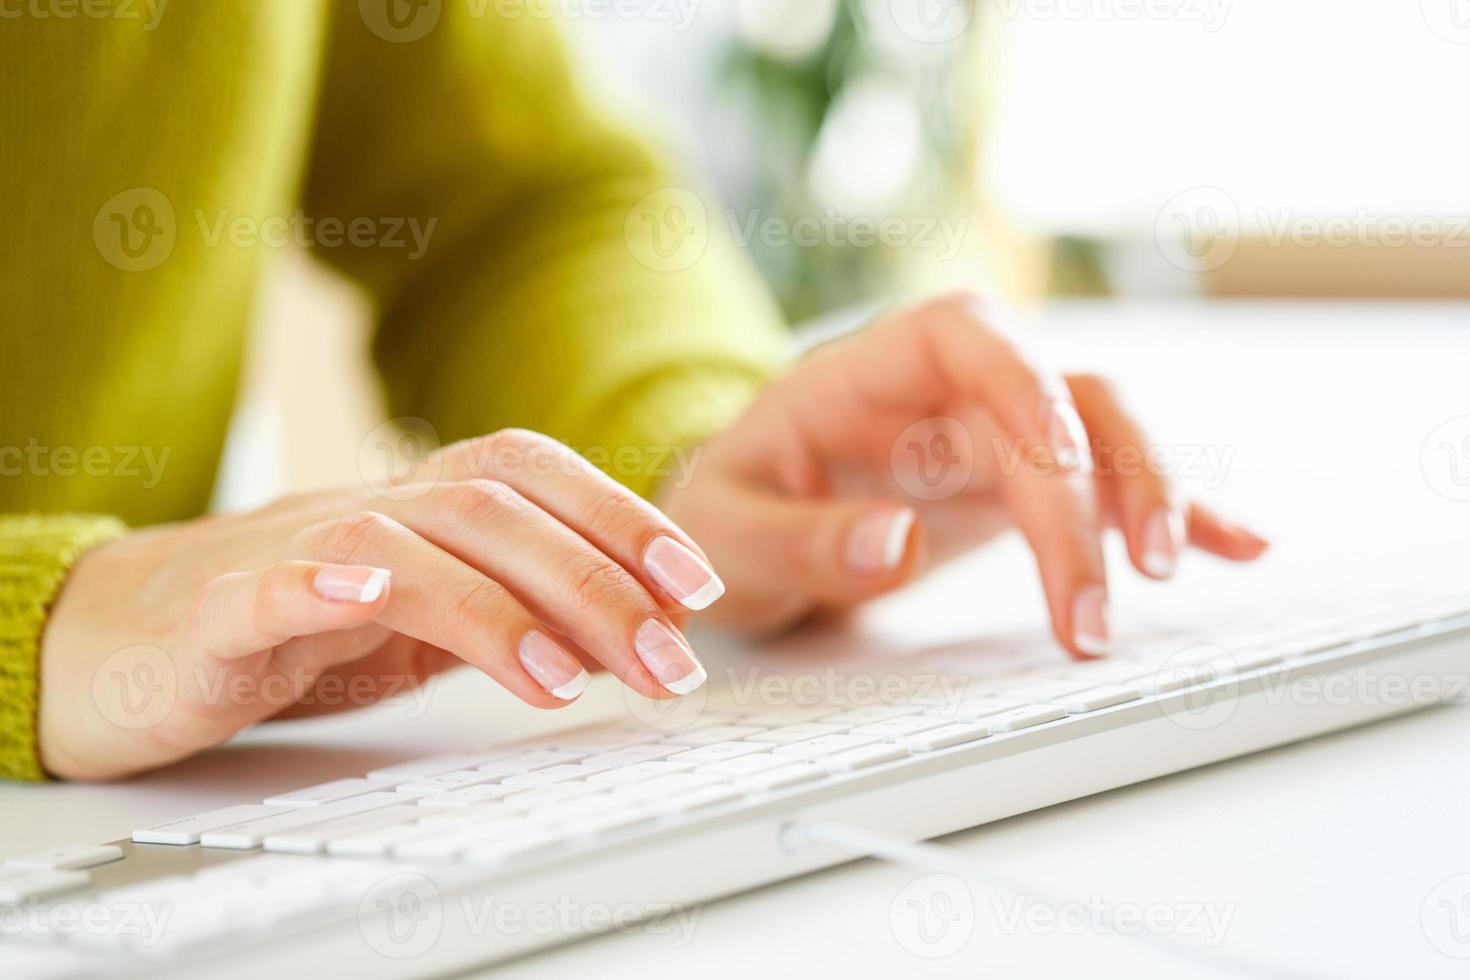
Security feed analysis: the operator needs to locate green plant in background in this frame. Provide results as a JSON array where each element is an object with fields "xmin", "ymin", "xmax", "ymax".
[{"xmin": 718, "ymin": 0, "xmax": 981, "ymax": 323}]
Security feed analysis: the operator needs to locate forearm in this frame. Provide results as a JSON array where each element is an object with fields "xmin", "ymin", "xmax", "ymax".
[{"xmin": 0, "ymin": 514, "xmax": 128, "ymax": 781}]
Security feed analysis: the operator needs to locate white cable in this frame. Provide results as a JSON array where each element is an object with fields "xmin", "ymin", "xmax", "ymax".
[{"xmin": 780, "ymin": 819, "xmax": 1339, "ymax": 980}]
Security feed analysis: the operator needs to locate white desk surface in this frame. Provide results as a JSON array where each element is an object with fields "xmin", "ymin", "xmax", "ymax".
[{"xmin": 5, "ymin": 299, "xmax": 1469, "ymax": 979}]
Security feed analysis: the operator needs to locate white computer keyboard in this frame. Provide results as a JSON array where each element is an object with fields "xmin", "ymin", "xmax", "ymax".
[{"xmin": 4, "ymin": 586, "xmax": 1469, "ymax": 979}]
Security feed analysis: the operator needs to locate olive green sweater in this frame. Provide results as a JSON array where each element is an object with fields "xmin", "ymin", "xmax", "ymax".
[{"xmin": 0, "ymin": 2, "xmax": 786, "ymax": 780}]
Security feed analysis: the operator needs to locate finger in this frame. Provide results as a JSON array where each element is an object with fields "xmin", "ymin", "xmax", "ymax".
[
  {"xmin": 679, "ymin": 477, "xmax": 921, "ymax": 617},
  {"xmin": 802, "ymin": 291, "xmax": 1092, "ymax": 476},
  {"xmin": 1187, "ymin": 501, "xmax": 1271, "ymax": 560},
  {"xmin": 431, "ymin": 429, "xmax": 725, "ymax": 612},
  {"xmin": 187, "ymin": 561, "xmax": 392, "ymax": 665},
  {"xmin": 998, "ymin": 452, "xmax": 1110, "ymax": 660},
  {"xmin": 381, "ymin": 482, "xmax": 706, "ymax": 698},
  {"xmin": 300, "ymin": 512, "xmax": 592, "ymax": 707},
  {"xmin": 1067, "ymin": 374, "xmax": 1186, "ymax": 580}
]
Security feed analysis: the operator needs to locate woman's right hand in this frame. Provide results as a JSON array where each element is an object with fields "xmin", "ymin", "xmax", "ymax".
[{"xmin": 39, "ymin": 430, "xmax": 725, "ymax": 780}]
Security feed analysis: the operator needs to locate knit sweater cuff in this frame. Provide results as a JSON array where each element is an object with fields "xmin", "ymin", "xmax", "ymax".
[
  {"xmin": 0, "ymin": 515, "xmax": 128, "ymax": 782},
  {"xmin": 577, "ymin": 368, "xmax": 772, "ymax": 501}
]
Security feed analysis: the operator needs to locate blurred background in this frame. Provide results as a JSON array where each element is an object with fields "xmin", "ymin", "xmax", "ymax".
[{"xmin": 226, "ymin": 0, "xmax": 1470, "ymax": 508}]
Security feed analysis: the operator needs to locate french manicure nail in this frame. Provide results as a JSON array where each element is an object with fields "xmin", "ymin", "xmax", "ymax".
[
  {"xmin": 634, "ymin": 619, "xmax": 707, "ymax": 695},
  {"xmin": 845, "ymin": 508, "xmax": 917, "ymax": 573},
  {"xmin": 1072, "ymin": 586, "xmax": 1111, "ymax": 657},
  {"xmin": 1141, "ymin": 509, "xmax": 1185, "ymax": 578},
  {"xmin": 518, "ymin": 631, "xmax": 590, "ymax": 701},
  {"xmin": 1041, "ymin": 397, "xmax": 1093, "ymax": 475},
  {"xmin": 313, "ymin": 566, "xmax": 391, "ymax": 604},
  {"xmin": 643, "ymin": 536, "xmax": 725, "ymax": 611}
]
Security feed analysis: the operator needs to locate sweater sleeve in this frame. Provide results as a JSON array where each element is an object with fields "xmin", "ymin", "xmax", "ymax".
[
  {"xmin": 300, "ymin": 6, "xmax": 789, "ymax": 498},
  {"xmin": 0, "ymin": 515, "xmax": 128, "ymax": 781}
]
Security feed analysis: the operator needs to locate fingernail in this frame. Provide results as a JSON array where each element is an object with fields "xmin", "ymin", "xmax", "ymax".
[
  {"xmin": 313, "ymin": 566, "xmax": 391, "ymax": 604},
  {"xmin": 634, "ymin": 619, "xmax": 707, "ymax": 695},
  {"xmin": 846, "ymin": 508, "xmax": 916, "ymax": 573},
  {"xmin": 1072, "ymin": 586, "xmax": 1111, "ymax": 657},
  {"xmin": 1141, "ymin": 509, "xmax": 1185, "ymax": 578},
  {"xmin": 643, "ymin": 536, "xmax": 725, "ymax": 611},
  {"xmin": 1041, "ymin": 397, "xmax": 1093, "ymax": 475},
  {"xmin": 518, "ymin": 631, "xmax": 590, "ymax": 701}
]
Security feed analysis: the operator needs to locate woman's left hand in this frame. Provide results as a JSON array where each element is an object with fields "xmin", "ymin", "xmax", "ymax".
[{"xmin": 660, "ymin": 291, "xmax": 1268, "ymax": 655}]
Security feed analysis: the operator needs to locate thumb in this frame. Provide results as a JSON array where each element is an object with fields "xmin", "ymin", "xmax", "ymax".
[
  {"xmin": 186, "ymin": 561, "xmax": 391, "ymax": 663},
  {"xmin": 702, "ymin": 481, "xmax": 921, "ymax": 610}
]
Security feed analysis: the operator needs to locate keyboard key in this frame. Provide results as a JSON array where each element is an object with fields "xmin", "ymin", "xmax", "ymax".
[
  {"xmin": 772, "ymin": 734, "xmax": 880, "ymax": 760},
  {"xmin": 533, "ymin": 795, "xmax": 627, "ymax": 825},
  {"xmin": 263, "ymin": 804, "xmax": 421, "ymax": 854},
  {"xmin": 662, "ymin": 725, "xmax": 767, "ymax": 747},
  {"xmin": 651, "ymin": 784, "xmax": 743, "ymax": 813},
  {"xmin": 263, "ymin": 777, "xmax": 392, "ymax": 807},
  {"xmin": 0, "ymin": 869, "xmax": 90, "ymax": 904},
  {"xmin": 819, "ymin": 704, "xmax": 924, "ymax": 725},
  {"xmin": 696, "ymin": 753, "xmax": 802, "ymax": 778},
  {"xmin": 328, "ymin": 822, "xmax": 436, "ymax": 858},
  {"xmin": 4, "ymin": 844, "xmax": 122, "ymax": 872},
  {"xmin": 543, "ymin": 728, "xmax": 664, "ymax": 753},
  {"xmin": 504, "ymin": 782, "xmax": 601, "ymax": 808},
  {"xmin": 368, "ymin": 752, "xmax": 514, "ymax": 781},
  {"xmin": 395, "ymin": 770, "xmax": 496, "ymax": 797},
  {"xmin": 582, "ymin": 744, "xmax": 684, "ymax": 767},
  {"xmin": 741, "ymin": 763, "xmax": 825, "ymax": 791},
  {"xmin": 666, "ymin": 741, "xmax": 771, "ymax": 765},
  {"xmin": 944, "ymin": 697, "xmax": 1032, "ymax": 722},
  {"xmin": 395, "ymin": 820, "xmax": 538, "ymax": 862},
  {"xmin": 821, "ymin": 743, "xmax": 911, "ymax": 772},
  {"xmin": 201, "ymin": 793, "xmax": 401, "ymax": 849},
  {"xmin": 416, "ymin": 802, "xmax": 524, "ymax": 830},
  {"xmin": 612, "ymin": 773, "xmax": 722, "ymax": 802},
  {"xmin": 134, "ymin": 804, "xmax": 283, "ymax": 845},
  {"xmin": 901, "ymin": 722, "xmax": 991, "ymax": 752},
  {"xmin": 560, "ymin": 806, "xmax": 660, "ymax": 837},
  {"xmin": 499, "ymin": 763, "xmax": 609, "ymax": 789},
  {"xmin": 850, "ymin": 717, "xmax": 949, "ymax": 742},
  {"xmin": 415, "ymin": 783, "xmax": 523, "ymax": 808},
  {"xmin": 476, "ymin": 749, "xmax": 587, "ymax": 775},
  {"xmin": 585, "ymin": 761, "xmax": 696, "ymax": 787},
  {"xmin": 1140, "ymin": 663, "xmax": 1213, "ymax": 694},
  {"xmin": 740, "ymin": 706, "xmax": 838, "ymax": 726},
  {"xmin": 462, "ymin": 831, "xmax": 567, "ymax": 866},
  {"xmin": 1062, "ymin": 686, "xmax": 1142, "ymax": 713},
  {"xmin": 745, "ymin": 723, "xmax": 850, "ymax": 746},
  {"xmin": 985, "ymin": 704, "xmax": 1067, "ymax": 733}
]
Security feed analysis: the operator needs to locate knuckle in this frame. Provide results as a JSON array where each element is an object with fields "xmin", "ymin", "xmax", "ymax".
[
  {"xmin": 440, "ymin": 478, "xmax": 516, "ymax": 524},
  {"xmin": 447, "ymin": 578, "xmax": 509, "ymax": 637},
  {"xmin": 563, "ymin": 553, "xmax": 640, "ymax": 614},
  {"xmin": 317, "ymin": 510, "xmax": 393, "ymax": 564},
  {"xmin": 579, "ymin": 488, "xmax": 642, "ymax": 546}
]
